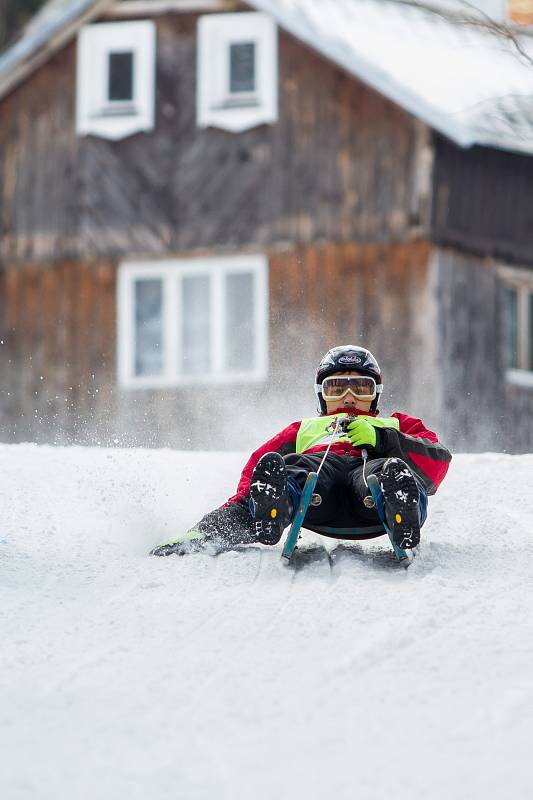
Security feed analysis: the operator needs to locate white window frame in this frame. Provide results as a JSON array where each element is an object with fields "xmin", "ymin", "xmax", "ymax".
[
  {"xmin": 76, "ymin": 20, "xmax": 155, "ymax": 141},
  {"xmin": 197, "ymin": 12, "xmax": 278, "ymax": 132},
  {"xmin": 500, "ymin": 265, "xmax": 533, "ymax": 385},
  {"xmin": 118, "ymin": 255, "xmax": 269, "ymax": 388}
]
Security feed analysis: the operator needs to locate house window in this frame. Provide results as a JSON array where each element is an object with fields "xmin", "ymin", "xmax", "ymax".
[
  {"xmin": 181, "ymin": 275, "xmax": 212, "ymax": 375},
  {"xmin": 529, "ymin": 293, "xmax": 533, "ymax": 371},
  {"xmin": 118, "ymin": 256, "xmax": 268, "ymax": 387},
  {"xmin": 502, "ymin": 270, "xmax": 533, "ymax": 383},
  {"xmin": 504, "ymin": 287, "xmax": 519, "ymax": 369},
  {"xmin": 108, "ymin": 52, "xmax": 134, "ymax": 103},
  {"xmin": 76, "ymin": 20, "xmax": 155, "ymax": 140},
  {"xmin": 230, "ymin": 42, "xmax": 256, "ymax": 95},
  {"xmin": 134, "ymin": 279, "xmax": 164, "ymax": 377},
  {"xmin": 197, "ymin": 12, "xmax": 278, "ymax": 132}
]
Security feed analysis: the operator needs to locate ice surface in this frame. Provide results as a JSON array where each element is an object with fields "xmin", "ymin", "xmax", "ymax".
[{"xmin": 1, "ymin": 444, "xmax": 533, "ymax": 799}]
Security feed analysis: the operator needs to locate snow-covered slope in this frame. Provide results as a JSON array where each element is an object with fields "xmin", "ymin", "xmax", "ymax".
[{"xmin": 2, "ymin": 444, "xmax": 533, "ymax": 800}]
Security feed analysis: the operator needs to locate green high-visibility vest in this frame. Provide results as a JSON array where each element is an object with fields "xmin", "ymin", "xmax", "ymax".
[{"xmin": 295, "ymin": 414, "xmax": 399, "ymax": 454}]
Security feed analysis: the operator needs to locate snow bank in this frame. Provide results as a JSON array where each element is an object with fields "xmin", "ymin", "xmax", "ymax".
[{"xmin": 1, "ymin": 444, "xmax": 533, "ymax": 800}]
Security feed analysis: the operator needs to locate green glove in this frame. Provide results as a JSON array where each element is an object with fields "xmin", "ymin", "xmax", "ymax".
[
  {"xmin": 346, "ymin": 417, "xmax": 377, "ymax": 448},
  {"xmin": 346, "ymin": 416, "xmax": 400, "ymax": 449},
  {"xmin": 150, "ymin": 528, "xmax": 205, "ymax": 556}
]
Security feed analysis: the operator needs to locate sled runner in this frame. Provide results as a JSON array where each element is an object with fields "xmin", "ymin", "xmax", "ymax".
[{"xmin": 281, "ymin": 471, "xmax": 416, "ymax": 566}]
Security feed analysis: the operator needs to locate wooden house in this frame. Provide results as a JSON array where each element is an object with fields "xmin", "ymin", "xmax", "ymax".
[{"xmin": 1, "ymin": 0, "xmax": 533, "ymax": 452}]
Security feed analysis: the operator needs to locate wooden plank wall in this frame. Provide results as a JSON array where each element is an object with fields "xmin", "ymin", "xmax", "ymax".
[
  {"xmin": 269, "ymin": 238, "xmax": 440, "ymax": 434},
  {"xmin": 432, "ymin": 135, "xmax": 533, "ymax": 267},
  {"xmin": 0, "ymin": 9, "xmax": 441, "ymax": 447},
  {"xmin": 0, "ymin": 13, "xmax": 423, "ymax": 264},
  {"xmin": 0, "ymin": 43, "xmax": 79, "ymax": 263},
  {"xmin": 0, "ymin": 240, "xmax": 437, "ymax": 448},
  {"xmin": 503, "ymin": 380, "xmax": 533, "ymax": 452},
  {"xmin": 434, "ymin": 246, "xmax": 533, "ymax": 452},
  {"xmin": 0, "ymin": 259, "xmax": 116, "ymax": 444},
  {"xmin": 2, "ymin": 243, "xmax": 528, "ymax": 452}
]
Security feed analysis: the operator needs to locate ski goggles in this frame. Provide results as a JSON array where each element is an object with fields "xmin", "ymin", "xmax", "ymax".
[{"xmin": 319, "ymin": 375, "xmax": 379, "ymax": 401}]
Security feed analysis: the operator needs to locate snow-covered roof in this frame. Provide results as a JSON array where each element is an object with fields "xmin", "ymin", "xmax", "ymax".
[
  {"xmin": 251, "ymin": 0, "xmax": 533, "ymax": 154},
  {"xmin": 2, "ymin": 0, "xmax": 533, "ymax": 154}
]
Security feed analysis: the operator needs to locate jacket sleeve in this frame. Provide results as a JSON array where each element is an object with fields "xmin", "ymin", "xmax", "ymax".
[
  {"xmin": 374, "ymin": 412, "xmax": 452, "ymax": 495},
  {"xmin": 224, "ymin": 421, "xmax": 300, "ymax": 506}
]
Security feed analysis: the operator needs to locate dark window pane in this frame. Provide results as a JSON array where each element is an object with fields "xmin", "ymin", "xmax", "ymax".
[
  {"xmin": 181, "ymin": 276, "xmax": 211, "ymax": 374},
  {"xmin": 224, "ymin": 273, "xmax": 255, "ymax": 372},
  {"xmin": 135, "ymin": 279, "xmax": 163, "ymax": 376},
  {"xmin": 108, "ymin": 51, "xmax": 134, "ymax": 101},
  {"xmin": 505, "ymin": 287, "xmax": 518, "ymax": 369},
  {"xmin": 529, "ymin": 293, "xmax": 533, "ymax": 371},
  {"xmin": 230, "ymin": 42, "xmax": 256, "ymax": 93}
]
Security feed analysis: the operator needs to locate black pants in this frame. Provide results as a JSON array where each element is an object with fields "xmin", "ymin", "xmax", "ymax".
[{"xmin": 284, "ymin": 453, "xmax": 387, "ymax": 530}]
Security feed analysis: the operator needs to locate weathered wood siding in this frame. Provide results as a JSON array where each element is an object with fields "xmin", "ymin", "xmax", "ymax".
[
  {"xmin": 0, "ymin": 42, "xmax": 79, "ymax": 263},
  {"xmin": 503, "ymin": 378, "xmax": 533, "ymax": 452},
  {"xmin": 269, "ymin": 238, "xmax": 437, "ymax": 421},
  {"xmin": 432, "ymin": 135, "xmax": 533, "ymax": 266},
  {"xmin": 0, "ymin": 259, "xmax": 116, "ymax": 443},
  {"xmin": 0, "ymin": 12, "xmax": 424, "ymax": 263},
  {"xmin": 0, "ymin": 8, "xmax": 446, "ymax": 449},
  {"xmin": 434, "ymin": 247, "xmax": 533, "ymax": 452},
  {"xmin": 0, "ymin": 240, "xmax": 436, "ymax": 448}
]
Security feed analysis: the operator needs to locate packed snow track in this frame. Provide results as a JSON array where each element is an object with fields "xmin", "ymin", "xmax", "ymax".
[{"xmin": 2, "ymin": 445, "xmax": 533, "ymax": 800}]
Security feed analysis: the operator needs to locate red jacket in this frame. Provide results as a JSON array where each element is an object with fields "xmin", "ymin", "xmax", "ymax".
[{"xmin": 227, "ymin": 409, "xmax": 451, "ymax": 505}]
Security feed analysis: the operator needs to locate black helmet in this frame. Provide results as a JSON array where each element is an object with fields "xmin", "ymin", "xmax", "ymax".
[{"xmin": 315, "ymin": 345, "xmax": 383, "ymax": 414}]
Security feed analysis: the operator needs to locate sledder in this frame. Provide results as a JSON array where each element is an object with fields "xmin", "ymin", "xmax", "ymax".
[{"xmin": 151, "ymin": 345, "xmax": 451, "ymax": 558}]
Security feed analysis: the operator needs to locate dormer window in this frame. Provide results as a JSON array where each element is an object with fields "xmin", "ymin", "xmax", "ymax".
[
  {"xmin": 229, "ymin": 42, "xmax": 256, "ymax": 101},
  {"xmin": 197, "ymin": 12, "xmax": 278, "ymax": 132},
  {"xmin": 76, "ymin": 20, "xmax": 155, "ymax": 140},
  {"xmin": 108, "ymin": 51, "xmax": 134, "ymax": 104}
]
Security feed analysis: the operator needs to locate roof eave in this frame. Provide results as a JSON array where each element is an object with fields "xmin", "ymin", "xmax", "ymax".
[
  {"xmin": 470, "ymin": 133, "xmax": 533, "ymax": 156},
  {"xmin": 0, "ymin": 0, "xmax": 115, "ymax": 102}
]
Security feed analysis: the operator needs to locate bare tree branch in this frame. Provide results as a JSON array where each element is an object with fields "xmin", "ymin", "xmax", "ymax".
[{"xmin": 389, "ymin": 0, "xmax": 533, "ymax": 68}]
